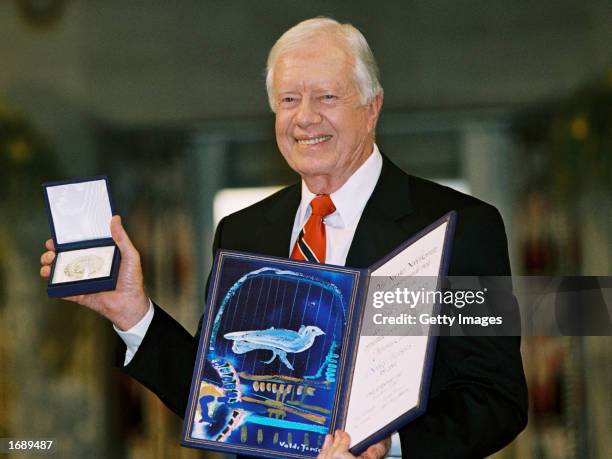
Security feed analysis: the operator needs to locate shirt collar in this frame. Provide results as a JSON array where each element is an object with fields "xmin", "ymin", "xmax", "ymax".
[{"xmin": 298, "ymin": 144, "xmax": 383, "ymax": 229}]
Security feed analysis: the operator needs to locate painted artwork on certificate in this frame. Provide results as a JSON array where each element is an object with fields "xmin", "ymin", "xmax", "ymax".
[{"xmin": 185, "ymin": 252, "xmax": 361, "ymax": 457}]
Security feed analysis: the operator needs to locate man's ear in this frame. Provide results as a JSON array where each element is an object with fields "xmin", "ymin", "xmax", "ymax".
[{"xmin": 366, "ymin": 93, "xmax": 383, "ymax": 133}]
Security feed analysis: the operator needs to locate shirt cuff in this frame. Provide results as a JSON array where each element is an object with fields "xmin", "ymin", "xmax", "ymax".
[
  {"xmin": 113, "ymin": 299, "xmax": 155, "ymax": 366},
  {"xmin": 386, "ymin": 432, "xmax": 402, "ymax": 458}
]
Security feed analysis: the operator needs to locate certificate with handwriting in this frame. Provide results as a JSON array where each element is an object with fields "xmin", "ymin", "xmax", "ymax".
[{"xmin": 182, "ymin": 213, "xmax": 456, "ymax": 458}]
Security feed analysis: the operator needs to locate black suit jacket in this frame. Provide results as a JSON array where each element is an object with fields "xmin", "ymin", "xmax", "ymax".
[{"xmin": 119, "ymin": 157, "xmax": 528, "ymax": 458}]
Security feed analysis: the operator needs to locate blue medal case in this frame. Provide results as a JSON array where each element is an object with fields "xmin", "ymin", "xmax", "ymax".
[{"xmin": 42, "ymin": 176, "xmax": 121, "ymax": 297}]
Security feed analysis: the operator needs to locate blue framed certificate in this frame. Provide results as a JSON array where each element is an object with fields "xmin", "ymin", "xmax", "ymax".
[{"xmin": 182, "ymin": 212, "xmax": 456, "ymax": 458}]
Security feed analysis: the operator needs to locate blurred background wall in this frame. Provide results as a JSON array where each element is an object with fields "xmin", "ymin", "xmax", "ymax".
[{"xmin": 1, "ymin": 1, "xmax": 610, "ymax": 458}]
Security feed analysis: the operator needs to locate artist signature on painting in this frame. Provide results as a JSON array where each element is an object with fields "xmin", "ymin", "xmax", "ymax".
[{"xmin": 279, "ymin": 441, "xmax": 321, "ymax": 453}]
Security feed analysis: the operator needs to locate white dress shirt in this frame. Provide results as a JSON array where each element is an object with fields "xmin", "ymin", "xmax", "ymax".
[
  {"xmin": 290, "ymin": 145, "xmax": 382, "ymax": 266},
  {"xmin": 115, "ymin": 144, "xmax": 402, "ymax": 457}
]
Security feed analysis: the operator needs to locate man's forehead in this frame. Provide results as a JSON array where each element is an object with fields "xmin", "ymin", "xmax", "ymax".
[
  {"xmin": 273, "ymin": 42, "xmax": 354, "ymax": 86},
  {"xmin": 274, "ymin": 70, "xmax": 354, "ymax": 96}
]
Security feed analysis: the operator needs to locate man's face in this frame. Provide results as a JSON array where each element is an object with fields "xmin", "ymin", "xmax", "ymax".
[{"xmin": 273, "ymin": 37, "xmax": 382, "ymax": 193}]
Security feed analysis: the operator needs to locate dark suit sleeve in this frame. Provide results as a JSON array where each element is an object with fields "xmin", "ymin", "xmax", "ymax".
[
  {"xmin": 398, "ymin": 206, "xmax": 528, "ymax": 458},
  {"xmin": 115, "ymin": 217, "xmax": 227, "ymax": 418}
]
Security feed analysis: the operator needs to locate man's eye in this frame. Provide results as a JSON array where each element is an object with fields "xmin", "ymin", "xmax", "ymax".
[
  {"xmin": 281, "ymin": 97, "xmax": 297, "ymax": 103},
  {"xmin": 322, "ymin": 94, "xmax": 337, "ymax": 100}
]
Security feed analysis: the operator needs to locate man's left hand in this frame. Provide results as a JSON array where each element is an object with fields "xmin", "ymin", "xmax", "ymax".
[{"xmin": 317, "ymin": 430, "xmax": 391, "ymax": 459}]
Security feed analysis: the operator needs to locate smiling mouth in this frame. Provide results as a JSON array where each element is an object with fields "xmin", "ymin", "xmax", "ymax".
[{"xmin": 296, "ymin": 135, "xmax": 332, "ymax": 145}]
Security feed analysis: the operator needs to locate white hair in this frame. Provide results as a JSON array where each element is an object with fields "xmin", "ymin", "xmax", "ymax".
[{"xmin": 265, "ymin": 17, "xmax": 383, "ymax": 111}]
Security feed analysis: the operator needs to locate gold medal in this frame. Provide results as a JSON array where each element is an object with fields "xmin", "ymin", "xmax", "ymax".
[{"xmin": 63, "ymin": 255, "xmax": 104, "ymax": 280}]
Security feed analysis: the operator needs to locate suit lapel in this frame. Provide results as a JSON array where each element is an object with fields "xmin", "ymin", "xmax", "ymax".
[
  {"xmin": 254, "ymin": 157, "xmax": 422, "ymax": 267},
  {"xmin": 346, "ymin": 157, "xmax": 418, "ymax": 268},
  {"xmin": 258, "ymin": 183, "xmax": 301, "ymax": 257}
]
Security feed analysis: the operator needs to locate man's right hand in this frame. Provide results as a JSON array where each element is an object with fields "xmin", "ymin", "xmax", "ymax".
[{"xmin": 40, "ymin": 215, "xmax": 150, "ymax": 331}]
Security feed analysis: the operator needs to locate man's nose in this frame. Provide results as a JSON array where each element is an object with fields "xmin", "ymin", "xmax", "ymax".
[{"xmin": 295, "ymin": 98, "xmax": 322, "ymax": 127}]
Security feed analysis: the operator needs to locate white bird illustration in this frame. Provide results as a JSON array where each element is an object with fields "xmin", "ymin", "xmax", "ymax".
[{"xmin": 224, "ymin": 325, "xmax": 325, "ymax": 370}]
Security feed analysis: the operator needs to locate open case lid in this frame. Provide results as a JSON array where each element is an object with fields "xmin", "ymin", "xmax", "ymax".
[{"xmin": 43, "ymin": 176, "xmax": 115, "ymax": 249}]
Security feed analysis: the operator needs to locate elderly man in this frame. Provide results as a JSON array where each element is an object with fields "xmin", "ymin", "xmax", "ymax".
[{"xmin": 41, "ymin": 18, "xmax": 527, "ymax": 459}]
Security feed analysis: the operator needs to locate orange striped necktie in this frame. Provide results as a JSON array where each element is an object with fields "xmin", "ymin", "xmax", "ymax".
[{"xmin": 291, "ymin": 194, "xmax": 336, "ymax": 263}]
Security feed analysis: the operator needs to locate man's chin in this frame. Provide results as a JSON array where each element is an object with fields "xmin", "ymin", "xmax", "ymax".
[{"xmin": 292, "ymin": 157, "xmax": 335, "ymax": 177}]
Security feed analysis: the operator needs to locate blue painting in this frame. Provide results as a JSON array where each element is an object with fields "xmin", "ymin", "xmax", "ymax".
[{"xmin": 186, "ymin": 252, "xmax": 361, "ymax": 457}]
